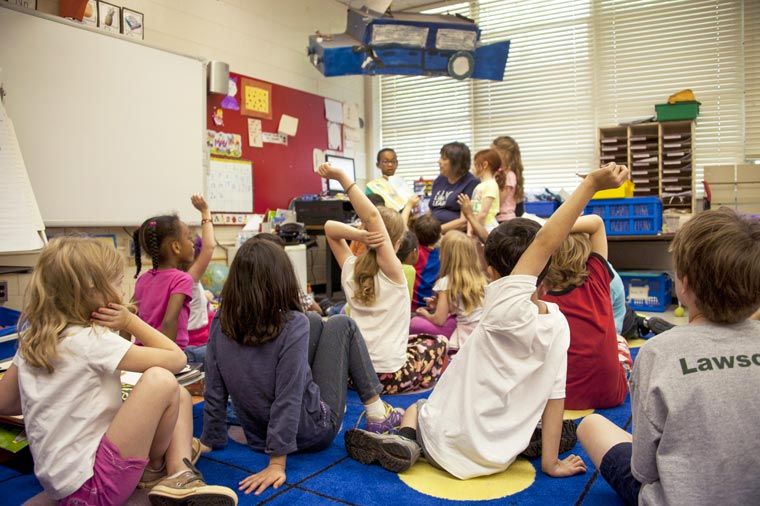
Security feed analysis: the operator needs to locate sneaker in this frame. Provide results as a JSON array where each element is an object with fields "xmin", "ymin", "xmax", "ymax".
[
  {"xmin": 139, "ymin": 438, "xmax": 203, "ymax": 489},
  {"xmin": 364, "ymin": 402, "xmax": 404, "ymax": 434},
  {"xmin": 148, "ymin": 458, "xmax": 237, "ymax": 506},
  {"xmin": 344, "ymin": 429, "xmax": 420, "ymax": 473}
]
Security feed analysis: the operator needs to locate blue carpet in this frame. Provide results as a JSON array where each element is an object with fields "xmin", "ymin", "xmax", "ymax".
[{"xmin": 0, "ymin": 348, "xmax": 642, "ymax": 505}]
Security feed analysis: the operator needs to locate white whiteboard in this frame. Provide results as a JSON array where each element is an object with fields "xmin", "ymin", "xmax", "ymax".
[
  {"xmin": 207, "ymin": 158, "xmax": 253, "ymax": 213},
  {"xmin": 0, "ymin": 5, "xmax": 206, "ymax": 226}
]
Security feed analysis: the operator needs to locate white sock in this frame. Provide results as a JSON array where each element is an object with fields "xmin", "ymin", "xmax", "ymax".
[{"xmin": 365, "ymin": 399, "xmax": 386, "ymax": 419}]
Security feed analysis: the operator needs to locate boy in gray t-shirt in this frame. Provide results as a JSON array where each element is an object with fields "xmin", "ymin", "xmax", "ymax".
[{"xmin": 577, "ymin": 208, "xmax": 760, "ymax": 506}]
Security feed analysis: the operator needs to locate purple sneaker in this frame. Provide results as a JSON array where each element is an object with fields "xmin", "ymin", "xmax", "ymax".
[{"xmin": 364, "ymin": 402, "xmax": 404, "ymax": 434}]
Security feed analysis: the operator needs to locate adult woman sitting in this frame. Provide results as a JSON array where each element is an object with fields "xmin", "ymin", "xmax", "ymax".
[{"xmin": 429, "ymin": 142, "xmax": 479, "ymax": 234}]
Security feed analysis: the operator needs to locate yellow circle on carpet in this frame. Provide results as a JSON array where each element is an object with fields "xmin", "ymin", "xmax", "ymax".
[
  {"xmin": 563, "ymin": 408, "xmax": 594, "ymax": 420},
  {"xmin": 627, "ymin": 338, "xmax": 647, "ymax": 348},
  {"xmin": 397, "ymin": 458, "xmax": 535, "ymax": 501}
]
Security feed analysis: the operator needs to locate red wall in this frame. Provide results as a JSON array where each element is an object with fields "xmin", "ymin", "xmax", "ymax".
[{"xmin": 207, "ymin": 72, "xmax": 327, "ymax": 213}]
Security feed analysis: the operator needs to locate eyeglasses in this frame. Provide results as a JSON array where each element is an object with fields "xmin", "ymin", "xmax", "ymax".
[{"xmin": 380, "ymin": 159, "xmax": 398, "ymax": 165}]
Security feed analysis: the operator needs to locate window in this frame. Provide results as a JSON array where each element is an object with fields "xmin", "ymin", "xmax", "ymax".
[{"xmin": 378, "ymin": 0, "xmax": 757, "ymax": 191}]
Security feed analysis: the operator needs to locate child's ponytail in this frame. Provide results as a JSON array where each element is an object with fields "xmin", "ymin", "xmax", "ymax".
[
  {"xmin": 352, "ymin": 207, "xmax": 405, "ymax": 305},
  {"xmin": 133, "ymin": 229, "xmax": 142, "ymax": 279},
  {"xmin": 135, "ymin": 215, "xmax": 181, "ymax": 275}
]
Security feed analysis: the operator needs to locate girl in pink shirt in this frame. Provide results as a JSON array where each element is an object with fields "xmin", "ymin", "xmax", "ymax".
[
  {"xmin": 133, "ymin": 196, "xmax": 208, "ymax": 362},
  {"xmin": 492, "ymin": 136, "xmax": 525, "ymax": 222}
]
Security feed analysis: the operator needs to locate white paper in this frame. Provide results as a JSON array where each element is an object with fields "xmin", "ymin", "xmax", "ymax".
[
  {"xmin": 262, "ymin": 132, "xmax": 288, "ymax": 145},
  {"xmin": 0, "ymin": 102, "xmax": 46, "ymax": 252},
  {"xmin": 247, "ymin": 118, "xmax": 263, "ymax": 148},
  {"xmin": 312, "ymin": 148, "xmax": 325, "ymax": 172},
  {"xmin": 343, "ymin": 102, "xmax": 361, "ymax": 129},
  {"xmin": 242, "ymin": 214, "xmax": 265, "ymax": 232},
  {"xmin": 324, "ymin": 98, "xmax": 344, "ymax": 124},
  {"xmin": 343, "ymin": 125, "xmax": 360, "ymax": 152},
  {"xmin": 206, "ymin": 158, "xmax": 253, "ymax": 213},
  {"xmin": 278, "ymin": 114, "xmax": 299, "ymax": 137},
  {"xmin": 328, "ymin": 121, "xmax": 342, "ymax": 151}
]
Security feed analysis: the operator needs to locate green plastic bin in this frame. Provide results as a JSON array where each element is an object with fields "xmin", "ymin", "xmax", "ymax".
[{"xmin": 655, "ymin": 101, "xmax": 700, "ymax": 121}]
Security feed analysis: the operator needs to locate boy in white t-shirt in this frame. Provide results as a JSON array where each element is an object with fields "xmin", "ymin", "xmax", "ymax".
[{"xmin": 345, "ymin": 163, "xmax": 630, "ymax": 479}]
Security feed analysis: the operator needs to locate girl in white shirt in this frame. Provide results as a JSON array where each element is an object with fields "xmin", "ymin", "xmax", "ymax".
[
  {"xmin": 412, "ymin": 231, "xmax": 486, "ymax": 350},
  {"xmin": 1, "ymin": 237, "xmax": 235, "ymax": 505},
  {"xmin": 320, "ymin": 163, "xmax": 447, "ymax": 394}
]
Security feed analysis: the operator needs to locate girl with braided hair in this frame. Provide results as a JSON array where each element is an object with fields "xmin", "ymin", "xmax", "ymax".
[{"xmin": 133, "ymin": 196, "xmax": 209, "ymax": 362}]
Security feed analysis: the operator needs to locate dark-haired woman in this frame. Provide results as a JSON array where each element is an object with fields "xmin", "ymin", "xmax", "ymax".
[
  {"xmin": 429, "ymin": 142, "xmax": 479, "ymax": 234},
  {"xmin": 200, "ymin": 237, "xmax": 403, "ymax": 496}
]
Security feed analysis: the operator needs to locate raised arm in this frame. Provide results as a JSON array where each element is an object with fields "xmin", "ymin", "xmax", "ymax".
[
  {"xmin": 570, "ymin": 214, "xmax": 608, "ymax": 259},
  {"xmin": 512, "ymin": 164, "xmax": 628, "ymax": 277},
  {"xmin": 324, "ymin": 220, "xmax": 368, "ymax": 268},
  {"xmin": 319, "ymin": 163, "xmax": 405, "ymax": 284},
  {"xmin": 187, "ymin": 194, "xmax": 216, "ymax": 282},
  {"xmin": 401, "ymin": 195, "xmax": 420, "ymax": 231}
]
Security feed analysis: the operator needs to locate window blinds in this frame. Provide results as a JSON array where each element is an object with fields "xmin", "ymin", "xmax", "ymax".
[{"xmin": 379, "ymin": 0, "xmax": 756, "ymax": 192}]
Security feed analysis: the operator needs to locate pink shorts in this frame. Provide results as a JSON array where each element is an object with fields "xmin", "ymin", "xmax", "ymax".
[{"xmin": 59, "ymin": 435, "xmax": 148, "ymax": 506}]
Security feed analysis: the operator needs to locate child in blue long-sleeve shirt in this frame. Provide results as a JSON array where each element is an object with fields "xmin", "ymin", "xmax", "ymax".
[{"xmin": 200, "ymin": 237, "xmax": 402, "ymax": 496}]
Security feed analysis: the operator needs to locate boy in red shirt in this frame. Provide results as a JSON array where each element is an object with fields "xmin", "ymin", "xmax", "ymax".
[{"xmin": 542, "ymin": 215, "xmax": 629, "ymax": 409}]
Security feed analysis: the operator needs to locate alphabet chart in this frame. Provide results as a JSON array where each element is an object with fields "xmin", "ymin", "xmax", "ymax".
[{"xmin": 207, "ymin": 158, "xmax": 253, "ymax": 213}]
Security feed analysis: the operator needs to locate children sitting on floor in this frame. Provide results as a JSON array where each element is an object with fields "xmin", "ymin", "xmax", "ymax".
[
  {"xmin": 343, "ymin": 162, "xmax": 630, "ymax": 480},
  {"xmin": 199, "ymin": 237, "xmax": 402, "ymax": 496},
  {"xmin": 410, "ymin": 214, "xmax": 443, "ymax": 310},
  {"xmin": 411, "ymin": 230, "xmax": 486, "ymax": 350},
  {"xmin": 3, "ymin": 237, "xmax": 236, "ymax": 504},
  {"xmin": 578, "ymin": 207, "xmax": 760, "ymax": 505},
  {"xmin": 541, "ymin": 214, "xmax": 630, "ymax": 410},
  {"xmin": 321, "ymin": 162, "xmax": 447, "ymax": 394},
  {"xmin": 133, "ymin": 196, "xmax": 208, "ymax": 364}
]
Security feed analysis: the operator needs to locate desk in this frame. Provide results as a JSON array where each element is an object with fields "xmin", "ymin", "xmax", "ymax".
[{"xmin": 305, "ymin": 225, "xmax": 342, "ymax": 299}]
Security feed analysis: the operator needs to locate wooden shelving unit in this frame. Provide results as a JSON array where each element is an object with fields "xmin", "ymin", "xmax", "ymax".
[{"xmin": 598, "ymin": 121, "xmax": 696, "ymax": 213}]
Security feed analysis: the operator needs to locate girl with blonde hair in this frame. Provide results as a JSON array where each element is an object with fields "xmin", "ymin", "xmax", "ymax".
[
  {"xmin": 412, "ymin": 231, "xmax": 487, "ymax": 350},
  {"xmin": 3, "ymin": 236, "xmax": 236, "ymax": 504},
  {"xmin": 321, "ymin": 163, "xmax": 447, "ymax": 394}
]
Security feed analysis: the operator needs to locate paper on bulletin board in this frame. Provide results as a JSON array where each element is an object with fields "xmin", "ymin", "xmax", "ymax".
[
  {"xmin": 207, "ymin": 130, "xmax": 242, "ymax": 158},
  {"xmin": 343, "ymin": 125, "xmax": 361, "ymax": 152},
  {"xmin": 262, "ymin": 132, "xmax": 288, "ymax": 145},
  {"xmin": 207, "ymin": 158, "xmax": 253, "ymax": 213},
  {"xmin": 278, "ymin": 114, "xmax": 299, "ymax": 137},
  {"xmin": 328, "ymin": 121, "xmax": 342, "ymax": 151},
  {"xmin": 247, "ymin": 118, "xmax": 263, "ymax": 148},
  {"xmin": 324, "ymin": 98, "xmax": 344, "ymax": 124},
  {"xmin": 343, "ymin": 102, "xmax": 361, "ymax": 129}
]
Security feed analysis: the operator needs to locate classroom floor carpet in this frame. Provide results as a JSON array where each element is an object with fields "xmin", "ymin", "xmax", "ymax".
[{"xmin": 0, "ymin": 347, "xmax": 642, "ymax": 506}]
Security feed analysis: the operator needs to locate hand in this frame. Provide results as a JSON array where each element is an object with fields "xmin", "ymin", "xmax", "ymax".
[
  {"xmin": 415, "ymin": 307, "xmax": 431, "ymax": 318},
  {"xmin": 191, "ymin": 194, "xmax": 209, "ymax": 213},
  {"xmin": 406, "ymin": 195, "xmax": 421, "ymax": 209},
  {"xmin": 238, "ymin": 464, "xmax": 286, "ymax": 495},
  {"xmin": 364, "ymin": 231, "xmax": 385, "ymax": 249},
  {"xmin": 457, "ymin": 194, "xmax": 473, "ymax": 218},
  {"xmin": 581, "ymin": 163, "xmax": 630, "ymax": 192},
  {"xmin": 423, "ymin": 295, "xmax": 437, "ymax": 311},
  {"xmin": 91, "ymin": 303, "xmax": 134, "ymax": 332},
  {"xmin": 542, "ymin": 454, "xmax": 587, "ymax": 477},
  {"xmin": 317, "ymin": 162, "xmax": 343, "ymax": 181}
]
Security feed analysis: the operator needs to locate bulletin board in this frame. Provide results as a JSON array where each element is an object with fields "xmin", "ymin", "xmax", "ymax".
[{"xmin": 207, "ymin": 72, "xmax": 330, "ymax": 213}]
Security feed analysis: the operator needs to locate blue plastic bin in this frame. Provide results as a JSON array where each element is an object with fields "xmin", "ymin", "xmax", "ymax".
[
  {"xmin": 584, "ymin": 197, "xmax": 662, "ymax": 236},
  {"xmin": 0, "ymin": 307, "xmax": 20, "ymax": 338},
  {"xmin": 619, "ymin": 271, "xmax": 672, "ymax": 312},
  {"xmin": 525, "ymin": 201, "xmax": 560, "ymax": 218}
]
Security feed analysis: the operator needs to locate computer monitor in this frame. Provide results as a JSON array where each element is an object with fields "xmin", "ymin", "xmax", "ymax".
[{"xmin": 324, "ymin": 154, "xmax": 356, "ymax": 192}]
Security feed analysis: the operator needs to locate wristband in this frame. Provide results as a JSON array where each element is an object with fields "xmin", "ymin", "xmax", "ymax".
[
  {"xmin": 201, "ymin": 218, "xmax": 212, "ymax": 225},
  {"xmin": 345, "ymin": 182, "xmax": 357, "ymax": 194}
]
